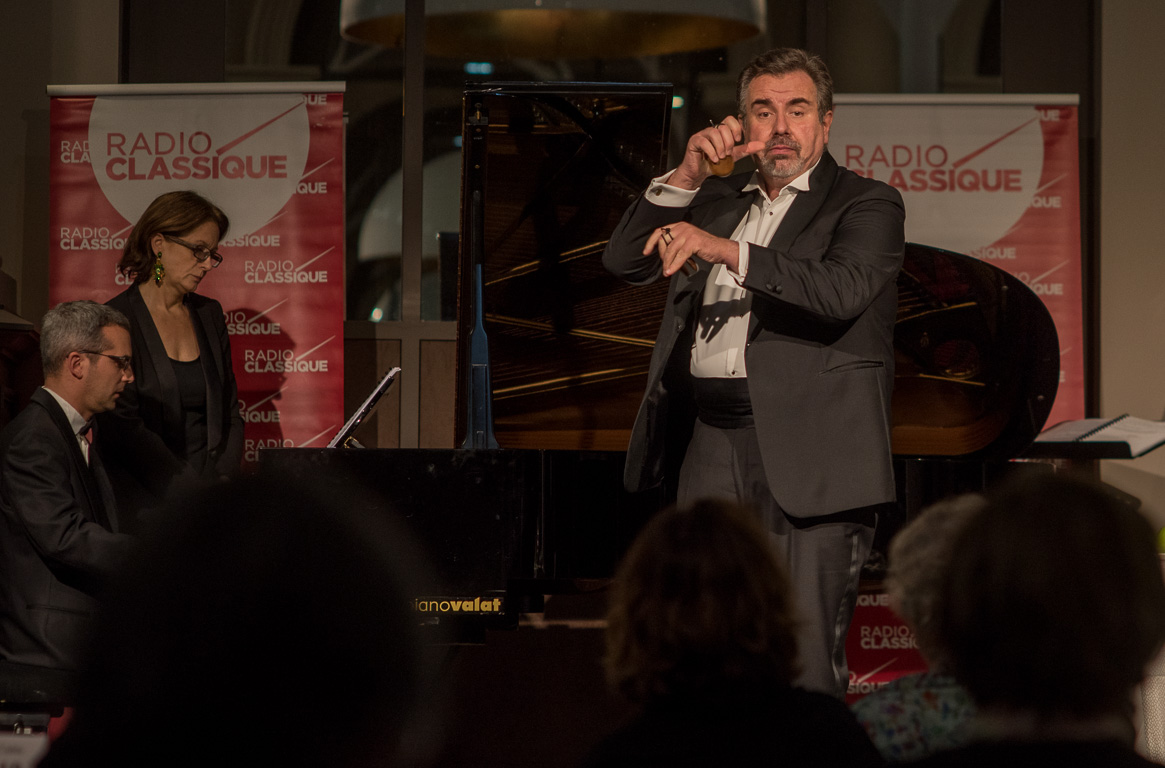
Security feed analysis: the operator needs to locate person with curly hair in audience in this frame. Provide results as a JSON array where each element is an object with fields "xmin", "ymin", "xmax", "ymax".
[{"xmin": 582, "ymin": 498, "xmax": 883, "ymax": 767}]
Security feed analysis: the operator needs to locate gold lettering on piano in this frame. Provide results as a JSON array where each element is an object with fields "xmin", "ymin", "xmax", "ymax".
[{"xmin": 413, "ymin": 596, "xmax": 504, "ymax": 614}]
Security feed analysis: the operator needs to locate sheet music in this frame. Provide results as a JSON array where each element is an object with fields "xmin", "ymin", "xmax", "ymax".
[
  {"xmin": 1036, "ymin": 418, "xmax": 1114, "ymax": 443},
  {"xmin": 1036, "ymin": 415, "xmax": 1165, "ymax": 458},
  {"xmin": 1082, "ymin": 416, "xmax": 1165, "ymax": 456}
]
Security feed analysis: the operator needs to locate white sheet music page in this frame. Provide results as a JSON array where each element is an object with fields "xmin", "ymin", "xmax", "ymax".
[
  {"xmin": 1083, "ymin": 416, "xmax": 1165, "ymax": 456},
  {"xmin": 1037, "ymin": 415, "xmax": 1165, "ymax": 457},
  {"xmin": 1036, "ymin": 418, "xmax": 1113, "ymax": 442}
]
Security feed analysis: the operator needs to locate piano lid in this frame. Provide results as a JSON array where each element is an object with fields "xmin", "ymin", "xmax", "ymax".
[
  {"xmin": 891, "ymin": 242, "xmax": 1059, "ymax": 461},
  {"xmin": 456, "ymin": 83, "xmax": 1060, "ymax": 461},
  {"xmin": 457, "ymin": 82, "xmax": 674, "ymax": 452}
]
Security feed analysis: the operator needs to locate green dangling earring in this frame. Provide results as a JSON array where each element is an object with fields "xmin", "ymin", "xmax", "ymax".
[{"xmin": 153, "ymin": 252, "xmax": 165, "ymax": 285}]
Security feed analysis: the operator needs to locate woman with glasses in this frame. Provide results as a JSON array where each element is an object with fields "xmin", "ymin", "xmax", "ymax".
[{"xmin": 97, "ymin": 190, "xmax": 243, "ymax": 530}]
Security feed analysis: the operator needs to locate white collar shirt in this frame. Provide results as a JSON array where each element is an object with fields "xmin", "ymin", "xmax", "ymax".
[
  {"xmin": 42, "ymin": 386, "xmax": 91, "ymax": 464},
  {"xmin": 689, "ymin": 162, "xmax": 816, "ymax": 378}
]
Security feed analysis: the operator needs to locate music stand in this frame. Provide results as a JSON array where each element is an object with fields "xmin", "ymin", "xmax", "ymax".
[{"xmin": 327, "ymin": 367, "xmax": 401, "ymax": 448}]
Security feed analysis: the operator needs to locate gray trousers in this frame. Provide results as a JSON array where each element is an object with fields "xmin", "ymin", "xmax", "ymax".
[{"xmin": 678, "ymin": 418, "xmax": 875, "ymax": 699}]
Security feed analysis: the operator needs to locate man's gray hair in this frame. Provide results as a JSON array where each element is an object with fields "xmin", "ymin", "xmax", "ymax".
[
  {"xmin": 41, "ymin": 300, "xmax": 131, "ymax": 375},
  {"xmin": 885, "ymin": 493, "xmax": 986, "ymax": 669},
  {"xmin": 737, "ymin": 47, "xmax": 834, "ymax": 122}
]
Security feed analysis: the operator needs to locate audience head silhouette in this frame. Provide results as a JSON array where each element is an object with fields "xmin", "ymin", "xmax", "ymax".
[
  {"xmin": 604, "ymin": 498, "xmax": 799, "ymax": 704},
  {"xmin": 849, "ymin": 494, "xmax": 985, "ymax": 762},
  {"xmin": 939, "ymin": 472, "xmax": 1165, "ymax": 722},
  {"xmin": 885, "ymin": 493, "xmax": 986, "ymax": 671},
  {"xmin": 41, "ymin": 470, "xmax": 437, "ymax": 768}
]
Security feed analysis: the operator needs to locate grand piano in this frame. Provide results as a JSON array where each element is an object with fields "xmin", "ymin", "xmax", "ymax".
[{"xmin": 260, "ymin": 82, "xmax": 1060, "ymax": 638}]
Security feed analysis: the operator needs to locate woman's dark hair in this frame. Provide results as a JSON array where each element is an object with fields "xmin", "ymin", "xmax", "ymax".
[
  {"xmin": 604, "ymin": 499, "xmax": 800, "ymax": 704},
  {"xmin": 939, "ymin": 472, "xmax": 1165, "ymax": 718},
  {"xmin": 118, "ymin": 190, "xmax": 229, "ymax": 283}
]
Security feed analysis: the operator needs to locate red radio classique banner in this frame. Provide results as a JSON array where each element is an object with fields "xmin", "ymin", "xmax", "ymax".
[
  {"xmin": 48, "ymin": 83, "xmax": 346, "ymax": 464},
  {"xmin": 832, "ymin": 96, "xmax": 1084, "ymax": 426}
]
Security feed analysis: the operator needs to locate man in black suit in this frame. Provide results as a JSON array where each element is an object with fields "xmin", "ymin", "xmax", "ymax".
[
  {"xmin": 0, "ymin": 300, "xmax": 135, "ymax": 671},
  {"xmin": 603, "ymin": 48, "xmax": 905, "ymax": 697}
]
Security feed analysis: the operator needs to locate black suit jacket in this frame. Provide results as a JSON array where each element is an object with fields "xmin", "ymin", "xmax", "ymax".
[
  {"xmin": 98, "ymin": 286, "xmax": 243, "ymax": 522},
  {"xmin": 603, "ymin": 151, "xmax": 905, "ymax": 517},
  {"xmin": 0, "ymin": 389, "xmax": 132, "ymax": 670}
]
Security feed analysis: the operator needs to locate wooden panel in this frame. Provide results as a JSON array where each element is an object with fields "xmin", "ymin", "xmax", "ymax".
[
  {"xmin": 343, "ymin": 337, "xmax": 401, "ymax": 448},
  {"xmin": 420, "ymin": 339, "xmax": 456, "ymax": 448}
]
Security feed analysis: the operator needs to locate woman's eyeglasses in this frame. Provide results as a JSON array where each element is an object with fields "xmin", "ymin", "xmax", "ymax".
[{"xmin": 163, "ymin": 234, "xmax": 223, "ymax": 267}]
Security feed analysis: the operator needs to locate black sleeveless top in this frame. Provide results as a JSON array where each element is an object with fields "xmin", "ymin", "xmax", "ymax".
[{"xmin": 170, "ymin": 357, "xmax": 208, "ymax": 472}]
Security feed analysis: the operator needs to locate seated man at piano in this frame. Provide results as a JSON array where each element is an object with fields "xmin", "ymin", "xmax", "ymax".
[
  {"xmin": 603, "ymin": 47, "xmax": 905, "ymax": 698},
  {"xmin": 0, "ymin": 301, "xmax": 135, "ymax": 674}
]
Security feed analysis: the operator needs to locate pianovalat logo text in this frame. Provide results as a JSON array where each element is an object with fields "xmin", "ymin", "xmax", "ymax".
[{"xmin": 413, "ymin": 596, "xmax": 504, "ymax": 614}]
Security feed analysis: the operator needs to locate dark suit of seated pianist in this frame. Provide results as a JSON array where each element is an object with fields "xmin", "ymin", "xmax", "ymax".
[{"xmin": 0, "ymin": 301, "xmax": 134, "ymax": 690}]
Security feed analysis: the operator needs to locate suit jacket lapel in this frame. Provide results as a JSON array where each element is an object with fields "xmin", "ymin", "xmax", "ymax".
[
  {"xmin": 748, "ymin": 151, "xmax": 839, "ymax": 341},
  {"xmin": 191, "ymin": 301, "xmax": 225, "ymax": 452},
  {"xmin": 30, "ymin": 389, "xmax": 113, "ymax": 530},
  {"xmin": 702, "ymin": 179, "xmax": 758, "ymax": 239},
  {"xmin": 766, "ymin": 150, "xmax": 839, "ymax": 252},
  {"xmin": 86, "ymin": 438, "xmax": 119, "ymax": 531}
]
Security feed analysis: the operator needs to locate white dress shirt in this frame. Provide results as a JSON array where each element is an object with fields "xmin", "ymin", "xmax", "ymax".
[
  {"xmin": 644, "ymin": 160, "xmax": 819, "ymax": 378},
  {"xmin": 42, "ymin": 386, "xmax": 91, "ymax": 464}
]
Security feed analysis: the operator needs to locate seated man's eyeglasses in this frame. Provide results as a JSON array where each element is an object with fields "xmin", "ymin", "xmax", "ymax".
[{"xmin": 80, "ymin": 350, "xmax": 134, "ymax": 373}]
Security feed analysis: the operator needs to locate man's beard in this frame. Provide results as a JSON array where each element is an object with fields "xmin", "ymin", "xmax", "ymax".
[{"xmin": 757, "ymin": 134, "xmax": 805, "ymax": 181}]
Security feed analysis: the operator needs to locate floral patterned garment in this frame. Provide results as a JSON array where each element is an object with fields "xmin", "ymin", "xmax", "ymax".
[{"xmin": 850, "ymin": 672, "xmax": 976, "ymax": 763}]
